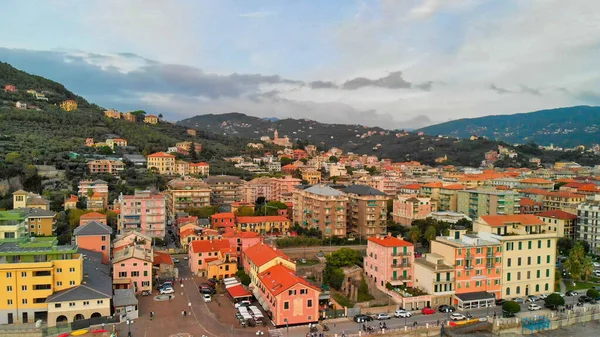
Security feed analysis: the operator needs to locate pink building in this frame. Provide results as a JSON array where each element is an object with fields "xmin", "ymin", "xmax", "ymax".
[
  {"xmin": 392, "ymin": 195, "xmax": 435, "ymax": 226},
  {"xmin": 112, "ymin": 243, "xmax": 153, "ymax": 293},
  {"xmin": 365, "ymin": 234, "xmax": 414, "ymax": 290},
  {"xmin": 117, "ymin": 190, "xmax": 166, "ymax": 238},
  {"xmin": 74, "ymin": 221, "xmax": 113, "ymax": 264},
  {"xmin": 221, "ymin": 229, "xmax": 261, "ymax": 258},
  {"xmin": 271, "ymin": 175, "xmax": 302, "ymax": 203}
]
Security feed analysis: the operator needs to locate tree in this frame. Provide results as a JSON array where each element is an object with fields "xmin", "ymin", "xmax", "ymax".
[
  {"xmin": 236, "ymin": 270, "xmax": 251, "ymax": 286},
  {"xmin": 409, "ymin": 226, "xmax": 421, "ymax": 244},
  {"xmin": 186, "ymin": 206, "xmax": 218, "ymax": 218},
  {"xmin": 158, "ymin": 113, "xmax": 163, "ymax": 119},
  {"xmin": 5, "ymin": 152, "xmax": 22, "ymax": 163},
  {"xmin": 189, "ymin": 142, "xmax": 198, "ymax": 161},
  {"xmin": 544, "ymin": 293, "xmax": 565, "ymax": 308},
  {"xmin": 564, "ymin": 241, "xmax": 587, "ymax": 281},
  {"xmin": 280, "ymin": 156, "xmax": 293, "ymax": 166},
  {"xmin": 424, "ymin": 226, "xmax": 437, "ymax": 246},
  {"xmin": 235, "ymin": 206, "xmax": 255, "ymax": 216},
  {"xmin": 329, "ymin": 156, "xmax": 339, "ymax": 163},
  {"xmin": 502, "ymin": 301, "xmax": 521, "ymax": 315},
  {"xmin": 325, "ymin": 248, "xmax": 363, "ymax": 268},
  {"xmin": 455, "ymin": 218, "xmax": 473, "ymax": 230},
  {"xmin": 557, "ymin": 238, "xmax": 574, "ymax": 256},
  {"xmin": 323, "ymin": 267, "xmax": 345, "ymax": 290},
  {"xmin": 587, "ymin": 288, "xmax": 600, "ymax": 299},
  {"xmin": 581, "ymin": 255, "xmax": 594, "ymax": 281}
]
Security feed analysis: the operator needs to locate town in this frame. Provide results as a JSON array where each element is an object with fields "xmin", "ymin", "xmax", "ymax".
[{"xmin": 2, "ymin": 101, "xmax": 600, "ymax": 337}]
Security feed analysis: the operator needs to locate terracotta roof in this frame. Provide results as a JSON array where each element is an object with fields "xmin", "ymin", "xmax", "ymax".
[
  {"xmin": 520, "ymin": 178, "xmax": 553, "ymax": 184},
  {"xmin": 548, "ymin": 191, "xmax": 585, "ymax": 198},
  {"xmin": 556, "ymin": 178, "xmax": 576, "ymax": 183},
  {"xmin": 227, "ymin": 284, "xmax": 251, "ymax": 298},
  {"xmin": 80, "ymin": 212, "xmax": 107, "ymax": 219},
  {"xmin": 578, "ymin": 184, "xmax": 598, "ymax": 192},
  {"xmin": 147, "ymin": 152, "xmax": 175, "ymax": 158},
  {"xmin": 520, "ymin": 188, "xmax": 552, "ymax": 195},
  {"xmin": 65, "ymin": 195, "xmax": 79, "ymax": 203},
  {"xmin": 212, "ymin": 212, "xmax": 235, "ymax": 219},
  {"xmin": 495, "ymin": 186, "xmax": 509, "ymax": 190},
  {"xmin": 480, "ymin": 214, "xmax": 544, "ymax": 227},
  {"xmin": 442, "ymin": 184, "xmax": 465, "ymax": 190},
  {"xmin": 257, "ymin": 264, "xmax": 318, "ymax": 296},
  {"xmin": 221, "ymin": 229, "xmax": 260, "ymax": 238},
  {"xmin": 562, "ymin": 182, "xmax": 586, "ymax": 188},
  {"xmin": 536, "ymin": 210, "xmax": 577, "ymax": 220},
  {"xmin": 236, "ymin": 216, "xmax": 289, "ymax": 223},
  {"xmin": 518, "ymin": 198, "xmax": 542, "ymax": 206},
  {"xmin": 245, "ymin": 242, "xmax": 292, "ymax": 267},
  {"xmin": 368, "ymin": 236, "xmax": 413, "ymax": 247},
  {"xmin": 189, "ymin": 162, "xmax": 209, "ymax": 167},
  {"xmin": 422, "ymin": 182, "xmax": 443, "ymax": 188},
  {"xmin": 153, "ymin": 251, "xmax": 174, "ymax": 265},
  {"xmin": 399, "ymin": 184, "xmax": 422, "ymax": 190},
  {"xmin": 180, "ymin": 228, "xmax": 200, "ymax": 239},
  {"xmin": 190, "ymin": 239, "xmax": 231, "ymax": 253}
]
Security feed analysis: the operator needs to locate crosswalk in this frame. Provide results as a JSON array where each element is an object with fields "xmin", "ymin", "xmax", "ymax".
[{"xmin": 268, "ymin": 329, "xmax": 283, "ymax": 337}]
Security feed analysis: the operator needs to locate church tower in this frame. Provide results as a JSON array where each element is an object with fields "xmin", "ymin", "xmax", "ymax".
[{"xmin": 274, "ymin": 129, "xmax": 279, "ymax": 140}]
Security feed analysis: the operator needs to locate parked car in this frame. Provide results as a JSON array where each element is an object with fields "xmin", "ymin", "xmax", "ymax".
[
  {"xmin": 200, "ymin": 282, "xmax": 215, "ymax": 289},
  {"xmin": 578, "ymin": 296, "xmax": 592, "ymax": 303},
  {"xmin": 512, "ymin": 298, "xmax": 525, "ymax": 304},
  {"xmin": 566, "ymin": 291, "xmax": 578, "ymax": 297},
  {"xmin": 200, "ymin": 287, "xmax": 216, "ymax": 294},
  {"xmin": 527, "ymin": 295, "xmax": 539, "ymax": 302},
  {"xmin": 438, "ymin": 305, "xmax": 456, "ymax": 313},
  {"xmin": 528, "ymin": 304, "xmax": 542, "ymax": 311},
  {"xmin": 353, "ymin": 314, "xmax": 373, "ymax": 323},
  {"xmin": 235, "ymin": 300, "xmax": 252, "ymax": 308},
  {"xmin": 184, "ymin": 256, "xmax": 189, "ymax": 260},
  {"xmin": 450, "ymin": 313, "xmax": 466, "ymax": 321},
  {"xmin": 376, "ymin": 313, "xmax": 391, "ymax": 320},
  {"xmin": 394, "ymin": 310, "xmax": 412, "ymax": 318},
  {"xmin": 160, "ymin": 287, "xmax": 174, "ymax": 295},
  {"xmin": 173, "ymin": 258, "xmax": 180, "ymax": 263},
  {"xmin": 495, "ymin": 299, "xmax": 507, "ymax": 306},
  {"xmin": 552, "ymin": 292, "xmax": 565, "ymax": 298},
  {"xmin": 539, "ymin": 294, "xmax": 548, "ymax": 299},
  {"xmin": 203, "ymin": 294, "xmax": 212, "ymax": 303},
  {"xmin": 207, "ymin": 278, "xmax": 218, "ymax": 286},
  {"xmin": 593, "ymin": 262, "xmax": 600, "ymax": 268},
  {"xmin": 140, "ymin": 290, "xmax": 151, "ymax": 296},
  {"xmin": 421, "ymin": 307, "xmax": 436, "ymax": 315},
  {"xmin": 544, "ymin": 302, "xmax": 558, "ymax": 310}
]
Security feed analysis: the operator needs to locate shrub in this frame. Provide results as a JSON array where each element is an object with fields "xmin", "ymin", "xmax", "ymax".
[{"xmin": 502, "ymin": 301, "xmax": 521, "ymax": 314}]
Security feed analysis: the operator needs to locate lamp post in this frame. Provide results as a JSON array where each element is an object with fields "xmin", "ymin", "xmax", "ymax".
[
  {"xmin": 284, "ymin": 318, "xmax": 289, "ymax": 337},
  {"xmin": 126, "ymin": 319, "xmax": 132, "ymax": 337}
]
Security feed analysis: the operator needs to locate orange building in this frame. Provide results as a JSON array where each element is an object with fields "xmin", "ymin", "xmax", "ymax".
[
  {"xmin": 4, "ymin": 84, "xmax": 16, "ymax": 92},
  {"xmin": 74, "ymin": 220, "xmax": 113, "ymax": 264},
  {"xmin": 211, "ymin": 212, "xmax": 236, "ymax": 229},
  {"xmin": 64, "ymin": 194, "xmax": 79, "ymax": 210},
  {"xmin": 60, "ymin": 99, "xmax": 78, "ymax": 111},
  {"xmin": 79, "ymin": 212, "xmax": 108, "ymax": 226},
  {"xmin": 189, "ymin": 162, "xmax": 210, "ymax": 176},
  {"xmin": 123, "ymin": 112, "xmax": 137, "ymax": 122},
  {"xmin": 104, "ymin": 109, "xmax": 121, "ymax": 119},
  {"xmin": 147, "ymin": 152, "xmax": 176, "ymax": 174}
]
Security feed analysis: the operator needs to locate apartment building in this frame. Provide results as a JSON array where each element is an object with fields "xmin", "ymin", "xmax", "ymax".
[
  {"xmin": 0, "ymin": 211, "xmax": 31, "ymax": 240},
  {"xmin": 188, "ymin": 239, "xmax": 237, "ymax": 279},
  {"xmin": 117, "ymin": 191, "xmax": 166, "ymax": 238},
  {"xmin": 271, "ymin": 176, "xmax": 302, "ymax": 203},
  {"xmin": 105, "ymin": 138, "xmax": 128, "ymax": 149},
  {"xmin": 518, "ymin": 178, "xmax": 554, "ymax": 191},
  {"xmin": 79, "ymin": 212, "xmax": 107, "ymax": 226},
  {"xmin": 112, "ymin": 243, "xmax": 153, "ymax": 293},
  {"xmin": 205, "ymin": 176, "xmax": 243, "ymax": 205},
  {"xmin": 211, "ymin": 213, "xmax": 236, "ymax": 229},
  {"xmin": 457, "ymin": 189, "xmax": 520, "ymax": 219},
  {"xmin": 364, "ymin": 234, "xmax": 414, "ymax": 290},
  {"xmin": 414, "ymin": 253, "xmax": 455, "ymax": 308},
  {"xmin": 87, "ymin": 159, "xmax": 125, "ymax": 175},
  {"xmin": 175, "ymin": 160, "xmax": 190, "ymax": 176},
  {"xmin": 437, "ymin": 185, "xmax": 465, "ymax": 212},
  {"xmin": 519, "ymin": 198, "xmax": 543, "ymax": 214},
  {"xmin": 243, "ymin": 242, "xmax": 296, "ymax": 286},
  {"xmin": 542, "ymin": 191, "xmax": 585, "ymax": 214},
  {"xmin": 143, "ymin": 114, "xmax": 158, "ymax": 124},
  {"xmin": 340, "ymin": 185, "xmax": 389, "ymax": 238},
  {"xmin": 77, "ymin": 180, "xmax": 109, "ymax": 211},
  {"xmin": 0, "ymin": 237, "xmax": 82, "ymax": 325},
  {"xmin": 12, "ymin": 190, "xmax": 50, "ymax": 210},
  {"xmin": 431, "ymin": 229, "xmax": 501, "ymax": 309},
  {"xmin": 74, "ymin": 221, "xmax": 113, "ymax": 264},
  {"xmin": 189, "ymin": 162, "xmax": 210, "ymax": 177},
  {"xmin": 235, "ymin": 216, "xmax": 291, "ymax": 235},
  {"xmin": 474, "ymin": 215, "xmax": 558, "ymax": 299},
  {"xmin": 537, "ymin": 210, "xmax": 577, "ymax": 238},
  {"xmin": 392, "ymin": 195, "xmax": 436, "ymax": 226},
  {"xmin": 146, "ymin": 152, "xmax": 176, "ymax": 175},
  {"xmin": 240, "ymin": 177, "xmax": 274, "ymax": 203},
  {"xmin": 301, "ymin": 169, "xmax": 322, "ymax": 185},
  {"xmin": 577, "ymin": 201, "xmax": 600, "ymax": 253},
  {"xmin": 166, "ymin": 178, "xmax": 211, "ymax": 218},
  {"xmin": 292, "ymin": 185, "xmax": 349, "ymax": 237}
]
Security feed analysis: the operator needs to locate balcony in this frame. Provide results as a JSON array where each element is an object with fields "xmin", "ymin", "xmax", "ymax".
[
  {"xmin": 391, "ymin": 251, "xmax": 410, "ymax": 256},
  {"xmin": 434, "ymin": 277, "xmax": 455, "ymax": 284},
  {"xmin": 391, "ymin": 262, "xmax": 411, "ymax": 268}
]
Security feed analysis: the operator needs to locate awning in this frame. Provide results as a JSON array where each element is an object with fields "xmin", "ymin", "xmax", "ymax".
[
  {"xmin": 227, "ymin": 284, "xmax": 252, "ymax": 299},
  {"xmin": 454, "ymin": 291, "xmax": 495, "ymax": 303},
  {"xmin": 113, "ymin": 278, "xmax": 131, "ymax": 285}
]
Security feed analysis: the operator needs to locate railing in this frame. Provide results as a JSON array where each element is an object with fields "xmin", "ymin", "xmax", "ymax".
[
  {"xmin": 391, "ymin": 262, "xmax": 411, "ymax": 268},
  {"xmin": 391, "ymin": 251, "xmax": 410, "ymax": 256}
]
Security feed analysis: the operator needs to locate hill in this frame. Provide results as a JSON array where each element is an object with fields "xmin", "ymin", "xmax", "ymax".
[
  {"xmin": 417, "ymin": 106, "xmax": 600, "ymax": 148},
  {"xmin": 178, "ymin": 113, "xmax": 600, "ymax": 167}
]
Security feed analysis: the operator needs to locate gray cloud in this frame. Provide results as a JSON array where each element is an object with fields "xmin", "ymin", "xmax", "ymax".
[
  {"xmin": 309, "ymin": 80, "xmax": 338, "ymax": 89},
  {"xmin": 416, "ymin": 81, "xmax": 434, "ymax": 91},
  {"xmin": 490, "ymin": 84, "xmax": 511, "ymax": 94},
  {"xmin": 342, "ymin": 71, "xmax": 412, "ymax": 90},
  {"xmin": 520, "ymin": 85, "xmax": 541, "ymax": 96}
]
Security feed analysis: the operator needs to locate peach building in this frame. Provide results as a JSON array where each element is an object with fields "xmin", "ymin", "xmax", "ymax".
[
  {"xmin": 364, "ymin": 234, "xmax": 414, "ymax": 290},
  {"xmin": 189, "ymin": 162, "xmax": 210, "ymax": 176},
  {"xmin": 143, "ymin": 114, "xmax": 159, "ymax": 124},
  {"xmin": 221, "ymin": 229, "xmax": 261, "ymax": 258},
  {"xmin": 117, "ymin": 190, "xmax": 166, "ymax": 238},
  {"xmin": 430, "ymin": 229, "xmax": 502, "ymax": 310},
  {"xmin": 211, "ymin": 212, "xmax": 235, "ymax": 229},
  {"xmin": 270, "ymin": 176, "xmax": 301, "ymax": 203},
  {"xmin": 64, "ymin": 194, "xmax": 79, "ymax": 210},
  {"xmin": 240, "ymin": 177, "xmax": 274, "ymax": 203},
  {"xmin": 112, "ymin": 243, "xmax": 154, "ymax": 293},
  {"xmin": 392, "ymin": 195, "xmax": 436, "ymax": 226},
  {"xmin": 87, "ymin": 159, "xmax": 125, "ymax": 175},
  {"xmin": 79, "ymin": 212, "xmax": 107, "ymax": 226},
  {"xmin": 74, "ymin": 220, "xmax": 113, "ymax": 264},
  {"xmin": 188, "ymin": 239, "xmax": 237, "ymax": 279}
]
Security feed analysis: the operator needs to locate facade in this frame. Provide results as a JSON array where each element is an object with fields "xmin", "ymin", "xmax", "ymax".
[
  {"xmin": 74, "ymin": 221, "xmax": 113, "ymax": 264},
  {"xmin": 437, "ymin": 185, "xmax": 464, "ymax": 212},
  {"xmin": 166, "ymin": 178, "xmax": 211, "ymax": 218},
  {"xmin": 77, "ymin": 180, "xmax": 108, "ymax": 211},
  {"xmin": 118, "ymin": 191, "xmax": 166, "ymax": 238},
  {"xmin": 457, "ymin": 189, "xmax": 520, "ymax": 219},
  {"xmin": 87, "ymin": 159, "xmax": 125, "ymax": 175},
  {"xmin": 243, "ymin": 242, "xmax": 295, "ymax": 286},
  {"xmin": 537, "ymin": 210, "xmax": 577, "ymax": 238},
  {"xmin": 542, "ymin": 191, "xmax": 585, "ymax": 214},
  {"xmin": 60, "ymin": 100, "xmax": 78, "ymax": 111},
  {"xmin": 205, "ymin": 176, "xmax": 243, "ymax": 205},
  {"xmin": 519, "ymin": 198, "xmax": 543, "ymax": 214},
  {"xmin": 188, "ymin": 239, "xmax": 237, "ymax": 279},
  {"xmin": 105, "ymin": 138, "xmax": 128, "ymax": 149},
  {"xmin": 474, "ymin": 215, "xmax": 558, "ymax": 299},
  {"xmin": 0, "ymin": 237, "xmax": 82, "ymax": 325},
  {"xmin": 123, "ymin": 112, "xmax": 137, "ymax": 122},
  {"xmin": 143, "ymin": 115, "xmax": 159, "ymax": 124},
  {"xmin": 414, "ymin": 253, "xmax": 455, "ymax": 308},
  {"xmin": 210, "ymin": 213, "xmax": 236, "ymax": 229},
  {"xmin": 147, "ymin": 152, "xmax": 176, "ymax": 175},
  {"xmin": 112, "ymin": 244, "xmax": 153, "ymax": 293},
  {"xmin": 518, "ymin": 178, "xmax": 554, "ymax": 191},
  {"xmin": 240, "ymin": 178, "xmax": 273, "ymax": 203},
  {"xmin": 577, "ymin": 201, "xmax": 600, "ymax": 253},
  {"xmin": 364, "ymin": 235, "xmax": 414, "ymax": 290},
  {"xmin": 79, "ymin": 212, "xmax": 107, "ymax": 226},
  {"xmin": 392, "ymin": 195, "xmax": 435, "ymax": 226},
  {"xmin": 271, "ymin": 176, "xmax": 302, "ymax": 203},
  {"xmin": 301, "ymin": 170, "xmax": 322, "ymax": 185},
  {"xmin": 20, "ymin": 208, "xmax": 56, "ymax": 236},
  {"xmin": 292, "ymin": 185, "xmax": 349, "ymax": 237},
  {"xmin": 104, "ymin": 109, "xmax": 121, "ymax": 119},
  {"xmin": 189, "ymin": 162, "xmax": 210, "ymax": 176},
  {"xmin": 64, "ymin": 195, "xmax": 78, "ymax": 210},
  {"xmin": 340, "ymin": 185, "xmax": 389, "ymax": 238},
  {"xmin": 235, "ymin": 216, "xmax": 291, "ymax": 235},
  {"xmin": 12, "ymin": 190, "xmax": 49, "ymax": 210}
]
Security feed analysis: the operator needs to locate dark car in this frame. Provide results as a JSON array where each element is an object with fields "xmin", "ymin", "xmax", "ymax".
[
  {"xmin": 502, "ymin": 310, "xmax": 515, "ymax": 318},
  {"xmin": 353, "ymin": 314, "xmax": 373, "ymax": 323},
  {"xmin": 578, "ymin": 296, "xmax": 591, "ymax": 303},
  {"xmin": 566, "ymin": 290, "xmax": 578, "ymax": 297},
  {"xmin": 207, "ymin": 278, "xmax": 218, "ymax": 286},
  {"xmin": 200, "ymin": 282, "xmax": 215, "ymax": 289},
  {"xmin": 495, "ymin": 299, "xmax": 507, "ymax": 306},
  {"xmin": 544, "ymin": 302, "xmax": 558, "ymax": 310},
  {"xmin": 199, "ymin": 287, "xmax": 216, "ymax": 294},
  {"xmin": 438, "ymin": 305, "xmax": 456, "ymax": 313}
]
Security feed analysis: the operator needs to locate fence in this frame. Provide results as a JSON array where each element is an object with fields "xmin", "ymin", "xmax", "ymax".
[{"xmin": 42, "ymin": 315, "xmax": 119, "ymax": 336}]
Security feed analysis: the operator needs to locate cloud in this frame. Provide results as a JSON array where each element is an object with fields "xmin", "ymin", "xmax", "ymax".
[
  {"xmin": 342, "ymin": 71, "xmax": 412, "ymax": 90},
  {"xmin": 309, "ymin": 81, "xmax": 338, "ymax": 89},
  {"xmin": 490, "ymin": 84, "xmax": 511, "ymax": 94},
  {"xmin": 520, "ymin": 85, "xmax": 541, "ymax": 96},
  {"xmin": 239, "ymin": 11, "xmax": 276, "ymax": 18}
]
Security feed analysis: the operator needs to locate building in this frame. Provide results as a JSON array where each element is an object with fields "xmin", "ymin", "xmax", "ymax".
[
  {"xmin": 59, "ymin": 100, "xmax": 78, "ymax": 111},
  {"xmin": 187, "ymin": 129, "xmax": 196, "ymax": 136},
  {"xmin": 519, "ymin": 198, "xmax": 543, "ymax": 214},
  {"xmin": 12, "ymin": 190, "xmax": 49, "ymax": 210},
  {"xmin": 210, "ymin": 213, "xmax": 236, "ymax": 230},
  {"xmin": 189, "ymin": 162, "xmax": 210, "ymax": 176},
  {"xmin": 240, "ymin": 177, "xmax": 273, "ymax": 204},
  {"xmin": 519, "ymin": 178, "xmax": 554, "ymax": 191},
  {"xmin": 146, "ymin": 152, "xmax": 176, "ymax": 175},
  {"xmin": 176, "ymin": 141, "xmax": 202, "ymax": 152},
  {"xmin": 45, "ymin": 252, "xmax": 112, "ymax": 327},
  {"xmin": 188, "ymin": 239, "xmax": 237, "ymax": 279},
  {"xmin": 437, "ymin": 185, "xmax": 465, "ymax": 212},
  {"xmin": 79, "ymin": 212, "xmax": 107, "ymax": 226},
  {"xmin": 112, "ymin": 243, "xmax": 153, "ymax": 293},
  {"xmin": 166, "ymin": 178, "xmax": 211, "ymax": 218},
  {"xmin": 221, "ymin": 229, "xmax": 261, "ymax": 259},
  {"xmin": 77, "ymin": 180, "xmax": 108, "ymax": 199},
  {"xmin": 0, "ymin": 237, "xmax": 82, "ymax": 325},
  {"xmin": 0, "ymin": 210, "xmax": 29, "ymax": 240},
  {"xmin": 392, "ymin": 195, "xmax": 436, "ymax": 226},
  {"xmin": 104, "ymin": 109, "xmax": 122, "ymax": 119},
  {"xmin": 3, "ymin": 85, "xmax": 16, "ymax": 93},
  {"xmin": 292, "ymin": 185, "xmax": 349, "ymax": 237},
  {"xmin": 271, "ymin": 176, "xmax": 302, "ymax": 203},
  {"xmin": 205, "ymin": 176, "xmax": 243, "ymax": 205},
  {"xmin": 243, "ymin": 242, "xmax": 295, "ymax": 286},
  {"xmin": 537, "ymin": 210, "xmax": 577, "ymax": 238},
  {"xmin": 87, "ymin": 159, "xmax": 125, "ymax": 175},
  {"xmin": 414, "ymin": 253, "xmax": 456, "ymax": 308},
  {"xmin": 542, "ymin": 191, "xmax": 585, "ymax": 214},
  {"xmin": 74, "ymin": 221, "xmax": 113, "ymax": 264},
  {"xmin": 117, "ymin": 191, "xmax": 166, "ymax": 238},
  {"xmin": 457, "ymin": 189, "xmax": 520, "ymax": 219},
  {"xmin": 235, "ymin": 216, "xmax": 291, "ymax": 235},
  {"xmin": 143, "ymin": 114, "xmax": 159, "ymax": 124},
  {"xmin": 105, "ymin": 138, "xmax": 128, "ymax": 149},
  {"xmin": 577, "ymin": 201, "xmax": 600, "ymax": 253},
  {"xmin": 474, "ymin": 215, "xmax": 558, "ymax": 299},
  {"xmin": 427, "ymin": 211, "xmax": 471, "ymax": 224},
  {"xmin": 365, "ymin": 235, "xmax": 414, "ymax": 291},
  {"xmin": 175, "ymin": 160, "xmax": 190, "ymax": 176},
  {"xmin": 20, "ymin": 208, "xmax": 56, "ymax": 236},
  {"xmin": 301, "ymin": 170, "xmax": 322, "ymax": 185},
  {"xmin": 123, "ymin": 154, "xmax": 147, "ymax": 166},
  {"xmin": 340, "ymin": 185, "xmax": 389, "ymax": 238},
  {"xmin": 431, "ymin": 229, "xmax": 501, "ymax": 309},
  {"xmin": 122, "ymin": 112, "xmax": 137, "ymax": 122},
  {"xmin": 64, "ymin": 195, "xmax": 79, "ymax": 210}
]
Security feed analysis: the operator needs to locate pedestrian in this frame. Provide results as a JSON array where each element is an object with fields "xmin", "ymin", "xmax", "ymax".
[
  {"xmin": 181, "ymin": 310, "xmax": 185, "ymax": 317},
  {"xmin": 437, "ymin": 319, "xmax": 440, "ymax": 326},
  {"xmin": 493, "ymin": 312, "xmax": 497, "ymax": 319},
  {"xmin": 101, "ymin": 323, "xmax": 105, "ymax": 329}
]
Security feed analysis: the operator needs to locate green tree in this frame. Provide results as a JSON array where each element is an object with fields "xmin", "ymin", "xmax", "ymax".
[
  {"xmin": 557, "ymin": 238, "xmax": 574, "ymax": 256},
  {"xmin": 502, "ymin": 301, "xmax": 521, "ymax": 314},
  {"xmin": 586, "ymin": 288, "xmax": 600, "ymax": 299},
  {"xmin": 581, "ymin": 255, "xmax": 594, "ymax": 281},
  {"xmin": 544, "ymin": 293, "xmax": 565, "ymax": 308},
  {"xmin": 564, "ymin": 241, "xmax": 586, "ymax": 281},
  {"xmin": 280, "ymin": 156, "xmax": 293, "ymax": 166},
  {"xmin": 189, "ymin": 142, "xmax": 198, "ymax": 161},
  {"xmin": 5, "ymin": 152, "xmax": 22, "ymax": 163},
  {"xmin": 325, "ymin": 248, "xmax": 362, "ymax": 268},
  {"xmin": 424, "ymin": 226, "xmax": 437, "ymax": 246},
  {"xmin": 409, "ymin": 226, "xmax": 421, "ymax": 244},
  {"xmin": 186, "ymin": 206, "xmax": 218, "ymax": 218},
  {"xmin": 323, "ymin": 267, "xmax": 345, "ymax": 290},
  {"xmin": 236, "ymin": 270, "xmax": 251, "ymax": 286},
  {"xmin": 235, "ymin": 206, "xmax": 255, "ymax": 216},
  {"xmin": 329, "ymin": 156, "xmax": 339, "ymax": 163}
]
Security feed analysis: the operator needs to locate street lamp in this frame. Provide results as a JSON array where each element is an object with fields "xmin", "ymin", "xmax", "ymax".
[
  {"xmin": 284, "ymin": 318, "xmax": 289, "ymax": 337},
  {"xmin": 126, "ymin": 319, "xmax": 132, "ymax": 337}
]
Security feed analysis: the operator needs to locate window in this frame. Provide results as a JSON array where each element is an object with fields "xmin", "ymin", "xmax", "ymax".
[
  {"xmin": 537, "ymin": 270, "xmax": 541, "ymax": 278},
  {"xmin": 517, "ymin": 272, "xmax": 521, "ymax": 280},
  {"xmin": 538, "ymin": 240, "xmax": 542, "ymax": 249},
  {"xmin": 21, "ymin": 285, "xmax": 27, "ymax": 291},
  {"xmin": 7, "ymin": 300, "xmax": 12, "ymax": 305},
  {"xmin": 288, "ymin": 290, "xmax": 296, "ymax": 296},
  {"xmin": 284, "ymin": 302, "xmax": 289, "ymax": 310},
  {"xmin": 527, "ymin": 257, "xmax": 531, "ymax": 265},
  {"xmin": 518, "ymin": 242, "xmax": 522, "ymax": 250},
  {"xmin": 516, "ymin": 286, "xmax": 521, "ymax": 294},
  {"xmin": 507, "ymin": 273, "xmax": 511, "ymax": 281},
  {"xmin": 546, "ymin": 269, "xmax": 550, "ymax": 277},
  {"xmin": 119, "ymin": 272, "xmax": 127, "ymax": 277},
  {"xmin": 537, "ymin": 256, "xmax": 541, "ymax": 264},
  {"xmin": 547, "ymin": 240, "xmax": 551, "ymax": 248},
  {"xmin": 6, "ymin": 272, "xmax": 11, "ymax": 278},
  {"xmin": 307, "ymin": 299, "xmax": 313, "ymax": 307},
  {"xmin": 69, "ymin": 267, "xmax": 75, "ymax": 272},
  {"xmin": 506, "ymin": 287, "xmax": 511, "ymax": 296},
  {"xmin": 527, "ymin": 271, "xmax": 531, "ymax": 279},
  {"xmin": 57, "ymin": 281, "xmax": 62, "ymax": 286},
  {"xmin": 54, "ymin": 304, "xmax": 61, "ymax": 308},
  {"xmin": 142, "ymin": 281, "xmax": 150, "ymax": 287},
  {"xmin": 7, "ymin": 286, "xmax": 12, "ymax": 292},
  {"xmin": 69, "ymin": 302, "xmax": 76, "ymax": 307},
  {"xmin": 22, "ymin": 299, "xmax": 27, "ymax": 305},
  {"xmin": 507, "ymin": 258, "xmax": 511, "ymax": 267},
  {"xmin": 545, "ymin": 283, "xmax": 549, "ymax": 291},
  {"xmin": 101, "ymin": 245, "xmax": 106, "ymax": 251},
  {"xmin": 547, "ymin": 255, "xmax": 551, "ymax": 263},
  {"xmin": 143, "ymin": 271, "xmax": 148, "ymax": 277},
  {"xmin": 102, "ymin": 236, "xmax": 106, "ymax": 241},
  {"xmin": 518, "ymin": 258, "xmax": 521, "ymax": 266},
  {"xmin": 97, "ymin": 300, "xmax": 104, "ymax": 304},
  {"xmin": 83, "ymin": 301, "xmax": 89, "ymax": 306},
  {"xmin": 300, "ymin": 289, "xmax": 308, "ymax": 295},
  {"xmin": 133, "ymin": 263, "xmax": 138, "ymax": 267},
  {"xmin": 528, "ymin": 241, "xmax": 532, "ymax": 249},
  {"xmin": 21, "ymin": 271, "xmax": 27, "ymax": 277},
  {"xmin": 57, "ymin": 268, "xmax": 62, "ymax": 273},
  {"xmin": 131, "ymin": 271, "xmax": 139, "ymax": 277}
]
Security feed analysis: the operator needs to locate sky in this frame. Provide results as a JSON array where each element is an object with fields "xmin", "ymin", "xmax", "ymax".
[{"xmin": 1, "ymin": 0, "xmax": 600, "ymax": 129}]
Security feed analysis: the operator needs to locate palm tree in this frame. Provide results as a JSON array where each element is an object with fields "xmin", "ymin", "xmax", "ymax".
[
  {"xmin": 582, "ymin": 255, "xmax": 594, "ymax": 281},
  {"xmin": 424, "ymin": 226, "xmax": 437, "ymax": 246},
  {"xmin": 409, "ymin": 226, "xmax": 421, "ymax": 245}
]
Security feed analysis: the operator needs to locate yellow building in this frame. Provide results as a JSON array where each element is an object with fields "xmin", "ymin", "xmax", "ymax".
[
  {"xmin": 60, "ymin": 100, "xmax": 78, "ymax": 111},
  {"xmin": 12, "ymin": 190, "xmax": 49, "ymax": 210},
  {"xmin": 536, "ymin": 210, "xmax": 577, "ymax": 238},
  {"xmin": 104, "ymin": 109, "xmax": 121, "ymax": 119},
  {"xmin": 166, "ymin": 178, "xmax": 211, "ymax": 218},
  {"xmin": 235, "ymin": 216, "xmax": 291, "ymax": 235},
  {"xmin": 143, "ymin": 114, "xmax": 159, "ymax": 124},
  {"xmin": 147, "ymin": 152, "xmax": 176, "ymax": 175},
  {"xmin": 188, "ymin": 239, "xmax": 238, "ymax": 279},
  {"xmin": 301, "ymin": 169, "xmax": 322, "ymax": 185},
  {"xmin": 474, "ymin": 215, "xmax": 558, "ymax": 299},
  {"xmin": 0, "ymin": 237, "xmax": 83, "ymax": 325},
  {"xmin": 0, "ymin": 211, "xmax": 29, "ymax": 240},
  {"xmin": 21, "ymin": 208, "xmax": 56, "ymax": 236}
]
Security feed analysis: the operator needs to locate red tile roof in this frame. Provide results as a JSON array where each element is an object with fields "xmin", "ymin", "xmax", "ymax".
[
  {"xmin": 368, "ymin": 235, "xmax": 413, "ymax": 248},
  {"xmin": 221, "ymin": 229, "xmax": 260, "ymax": 238},
  {"xmin": 227, "ymin": 284, "xmax": 252, "ymax": 298},
  {"xmin": 399, "ymin": 184, "xmax": 422, "ymax": 190},
  {"xmin": 153, "ymin": 251, "xmax": 174, "ymax": 265},
  {"xmin": 180, "ymin": 228, "xmax": 200, "ymax": 239},
  {"xmin": 520, "ymin": 178, "xmax": 553, "ymax": 184},
  {"xmin": 245, "ymin": 242, "xmax": 292, "ymax": 267},
  {"xmin": 147, "ymin": 152, "xmax": 175, "ymax": 158},
  {"xmin": 422, "ymin": 182, "xmax": 443, "ymax": 188},
  {"xmin": 442, "ymin": 184, "xmax": 466, "ymax": 190},
  {"xmin": 519, "ymin": 197, "xmax": 542, "ymax": 206},
  {"xmin": 80, "ymin": 212, "xmax": 107, "ymax": 219},
  {"xmin": 536, "ymin": 210, "xmax": 577, "ymax": 220},
  {"xmin": 257, "ymin": 264, "xmax": 318, "ymax": 296},
  {"xmin": 578, "ymin": 184, "xmax": 598, "ymax": 192},
  {"xmin": 520, "ymin": 188, "xmax": 552, "ymax": 195},
  {"xmin": 548, "ymin": 191, "xmax": 585, "ymax": 198},
  {"xmin": 190, "ymin": 162, "xmax": 209, "ymax": 167},
  {"xmin": 65, "ymin": 194, "xmax": 78, "ymax": 203},
  {"xmin": 480, "ymin": 214, "xmax": 544, "ymax": 227},
  {"xmin": 190, "ymin": 239, "xmax": 231, "ymax": 253},
  {"xmin": 236, "ymin": 216, "xmax": 289, "ymax": 223}
]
